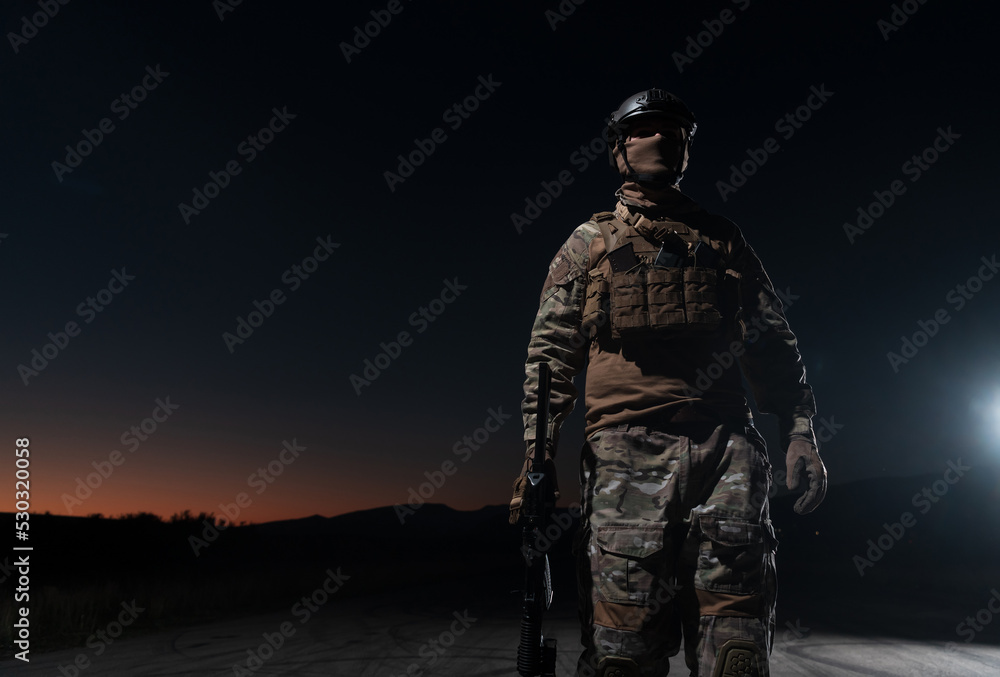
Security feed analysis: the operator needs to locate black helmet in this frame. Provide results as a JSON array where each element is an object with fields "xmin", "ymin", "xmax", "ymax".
[
  {"xmin": 607, "ymin": 89, "xmax": 697, "ymax": 142},
  {"xmin": 607, "ymin": 89, "xmax": 697, "ymax": 185}
]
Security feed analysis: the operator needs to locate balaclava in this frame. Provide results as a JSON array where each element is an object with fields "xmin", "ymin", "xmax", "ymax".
[
  {"xmin": 606, "ymin": 89, "xmax": 697, "ymax": 213},
  {"xmin": 612, "ymin": 125, "xmax": 690, "ymax": 209}
]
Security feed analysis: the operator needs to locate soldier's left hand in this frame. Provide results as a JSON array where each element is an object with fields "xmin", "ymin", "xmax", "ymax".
[{"xmin": 785, "ymin": 439, "xmax": 827, "ymax": 514}]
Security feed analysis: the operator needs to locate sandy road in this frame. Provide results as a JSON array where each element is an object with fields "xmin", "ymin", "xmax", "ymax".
[{"xmin": 4, "ymin": 587, "xmax": 999, "ymax": 676}]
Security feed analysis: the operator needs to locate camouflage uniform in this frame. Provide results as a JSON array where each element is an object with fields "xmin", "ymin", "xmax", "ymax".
[
  {"xmin": 577, "ymin": 424, "xmax": 775, "ymax": 676},
  {"xmin": 520, "ymin": 195, "xmax": 814, "ymax": 677}
]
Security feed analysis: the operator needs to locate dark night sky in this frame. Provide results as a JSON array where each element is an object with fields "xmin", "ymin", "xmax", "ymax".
[{"xmin": 3, "ymin": 0, "xmax": 999, "ymax": 522}]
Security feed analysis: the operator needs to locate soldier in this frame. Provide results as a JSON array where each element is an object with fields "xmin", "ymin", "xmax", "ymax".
[{"xmin": 509, "ymin": 89, "xmax": 827, "ymax": 677}]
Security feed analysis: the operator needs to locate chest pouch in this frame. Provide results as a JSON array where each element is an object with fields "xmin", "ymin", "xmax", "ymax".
[
  {"xmin": 582, "ymin": 268, "xmax": 611, "ymax": 338},
  {"xmin": 608, "ymin": 263, "xmax": 723, "ymax": 339},
  {"xmin": 582, "ymin": 215, "xmax": 737, "ymax": 341}
]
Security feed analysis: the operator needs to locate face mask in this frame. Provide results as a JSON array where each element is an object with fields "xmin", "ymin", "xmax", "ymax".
[{"xmin": 614, "ymin": 133, "xmax": 687, "ymax": 183}]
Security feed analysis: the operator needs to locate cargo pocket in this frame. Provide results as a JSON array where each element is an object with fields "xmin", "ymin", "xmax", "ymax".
[
  {"xmin": 696, "ymin": 515, "xmax": 767, "ymax": 595},
  {"xmin": 683, "ymin": 267, "xmax": 722, "ymax": 332},
  {"xmin": 609, "ymin": 268, "xmax": 648, "ymax": 338},
  {"xmin": 595, "ymin": 522, "xmax": 666, "ymax": 604},
  {"xmin": 646, "ymin": 267, "xmax": 685, "ymax": 330}
]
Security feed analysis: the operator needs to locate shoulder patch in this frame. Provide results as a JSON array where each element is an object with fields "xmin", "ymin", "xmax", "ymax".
[{"xmin": 539, "ymin": 223, "xmax": 600, "ymax": 302}]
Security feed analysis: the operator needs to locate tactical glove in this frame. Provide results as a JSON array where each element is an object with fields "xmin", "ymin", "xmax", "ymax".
[
  {"xmin": 509, "ymin": 452, "xmax": 559, "ymax": 526},
  {"xmin": 785, "ymin": 438, "xmax": 827, "ymax": 515}
]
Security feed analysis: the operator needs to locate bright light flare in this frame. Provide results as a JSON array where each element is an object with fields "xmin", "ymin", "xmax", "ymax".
[{"xmin": 975, "ymin": 390, "xmax": 1000, "ymax": 443}]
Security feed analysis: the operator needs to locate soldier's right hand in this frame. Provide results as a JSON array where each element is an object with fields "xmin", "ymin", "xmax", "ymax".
[{"xmin": 508, "ymin": 456, "xmax": 559, "ymax": 526}]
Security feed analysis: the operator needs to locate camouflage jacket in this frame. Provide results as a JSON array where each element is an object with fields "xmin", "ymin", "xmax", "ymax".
[{"xmin": 520, "ymin": 197, "xmax": 817, "ymax": 463}]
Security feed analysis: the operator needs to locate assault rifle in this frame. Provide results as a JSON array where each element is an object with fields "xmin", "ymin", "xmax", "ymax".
[{"xmin": 516, "ymin": 361, "xmax": 558, "ymax": 677}]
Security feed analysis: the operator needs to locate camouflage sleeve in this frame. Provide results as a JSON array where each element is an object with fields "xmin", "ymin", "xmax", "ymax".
[
  {"xmin": 521, "ymin": 223, "xmax": 600, "ymax": 462},
  {"xmin": 734, "ymin": 238, "xmax": 818, "ymax": 447}
]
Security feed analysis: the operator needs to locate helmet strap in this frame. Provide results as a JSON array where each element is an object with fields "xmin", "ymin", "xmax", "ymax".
[{"xmin": 673, "ymin": 128, "xmax": 690, "ymax": 183}]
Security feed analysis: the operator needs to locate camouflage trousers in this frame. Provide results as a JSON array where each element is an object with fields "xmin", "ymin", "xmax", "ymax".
[{"xmin": 574, "ymin": 422, "xmax": 777, "ymax": 677}]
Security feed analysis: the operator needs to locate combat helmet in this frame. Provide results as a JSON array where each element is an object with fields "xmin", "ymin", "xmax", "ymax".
[{"xmin": 607, "ymin": 88, "xmax": 697, "ymax": 185}]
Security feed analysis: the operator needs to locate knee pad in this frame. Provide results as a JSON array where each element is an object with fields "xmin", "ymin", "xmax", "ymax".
[
  {"xmin": 712, "ymin": 639, "xmax": 763, "ymax": 677},
  {"xmin": 596, "ymin": 656, "xmax": 642, "ymax": 677}
]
